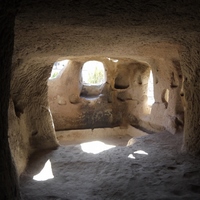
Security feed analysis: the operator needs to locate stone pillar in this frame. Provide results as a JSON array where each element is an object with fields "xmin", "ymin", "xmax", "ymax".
[
  {"xmin": 180, "ymin": 42, "xmax": 200, "ymax": 155},
  {"xmin": 0, "ymin": 1, "xmax": 21, "ymax": 199}
]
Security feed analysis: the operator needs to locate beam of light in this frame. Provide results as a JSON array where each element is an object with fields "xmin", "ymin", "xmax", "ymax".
[
  {"xmin": 128, "ymin": 154, "xmax": 136, "ymax": 159},
  {"xmin": 80, "ymin": 141, "xmax": 116, "ymax": 154},
  {"xmin": 33, "ymin": 159, "xmax": 54, "ymax": 181},
  {"xmin": 134, "ymin": 150, "xmax": 148, "ymax": 155}
]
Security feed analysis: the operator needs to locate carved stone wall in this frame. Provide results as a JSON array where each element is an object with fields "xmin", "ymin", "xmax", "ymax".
[
  {"xmin": 48, "ymin": 56, "xmax": 183, "ymax": 134},
  {"xmin": 7, "ymin": 1, "xmax": 200, "ymax": 180},
  {"xmin": 10, "ymin": 58, "xmax": 59, "ymax": 174}
]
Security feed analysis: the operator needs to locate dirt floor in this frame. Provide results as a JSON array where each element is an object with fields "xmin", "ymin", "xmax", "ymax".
[{"xmin": 20, "ymin": 127, "xmax": 200, "ymax": 200}]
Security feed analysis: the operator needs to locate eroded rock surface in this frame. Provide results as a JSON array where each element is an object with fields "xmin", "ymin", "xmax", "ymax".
[
  {"xmin": 20, "ymin": 132, "xmax": 200, "ymax": 200},
  {"xmin": 8, "ymin": 0, "xmax": 200, "ymax": 178}
]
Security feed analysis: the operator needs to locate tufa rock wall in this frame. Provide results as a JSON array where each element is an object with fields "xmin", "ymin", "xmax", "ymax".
[
  {"xmin": 10, "ymin": 58, "xmax": 59, "ymax": 175},
  {"xmin": 48, "ymin": 56, "xmax": 184, "ymax": 134}
]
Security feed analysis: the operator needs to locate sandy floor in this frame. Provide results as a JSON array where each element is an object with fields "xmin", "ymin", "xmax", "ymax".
[{"xmin": 20, "ymin": 128, "xmax": 200, "ymax": 200}]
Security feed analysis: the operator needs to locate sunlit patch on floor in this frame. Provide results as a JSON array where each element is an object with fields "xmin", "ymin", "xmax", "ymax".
[
  {"xmin": 33, "ymin": 159, "xmax": 54, "ymax": 181},
  {"xmin": 128, "ymin": 150, "xmax": 148, "ymax": 159},
  {"xmin": 134, "ymin": 150, "xmax": 148, "ymax": 155},
  {"xmin": 80, "ymin": 141, "xmax": 116, "ymax": 154},
  {"xmin": 128, "ymin": 154, "xmax": 136, "ymax": 159}
]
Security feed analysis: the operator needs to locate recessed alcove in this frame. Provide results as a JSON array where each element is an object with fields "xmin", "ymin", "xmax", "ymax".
[
  {"xmin": 47, "ymin": 56, "xmax": 184, "ymax": 138},
  {"xmin": 114, "ymin": 74, "xmax": 130, "ymax": 89},
  {"xmin": 162, "ymin": 88, "xmax": 169, "ymax": 108}
]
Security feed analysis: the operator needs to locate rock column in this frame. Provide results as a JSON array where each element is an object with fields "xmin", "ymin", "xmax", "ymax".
[
  {"xmin": 0, "ymin": 1, "xmax": 21, "ymax": 199},
  {"xmin": 180, "ymin": 41, "xmax": 200, "ymax": 155}
]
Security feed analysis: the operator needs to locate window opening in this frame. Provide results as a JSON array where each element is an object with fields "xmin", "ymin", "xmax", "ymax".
[
  {"xmin": 147, "ymin": 70, "xmax": 155, "ymax": 106},
  {"xmin": 81, "ymin": 61, "xmax": 106, "ymax": 85},
  {"xmin": 49, "ymin": 60, "xmax": 69, "ymax": 79}
]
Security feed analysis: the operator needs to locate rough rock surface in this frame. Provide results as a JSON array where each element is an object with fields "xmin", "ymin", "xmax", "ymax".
[
  {"xmin": 20, "ymin": 131, "xmax": 200, "ymax": 200},
  {"xmin": 12, "ymin": 0, "xmax": 200, "ymax": 162},
  {"xmin": 48, "ymin": 57, "xmax": 184, "ymax": 134},
  {"xmin": 2, "ymin": 0, "xmax": 200, "ymax": 199}
]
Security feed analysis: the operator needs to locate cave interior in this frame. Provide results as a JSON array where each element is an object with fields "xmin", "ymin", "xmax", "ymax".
[{"xmin": 1, "ymin": 0, "xmax": 200, "ymax": 199}]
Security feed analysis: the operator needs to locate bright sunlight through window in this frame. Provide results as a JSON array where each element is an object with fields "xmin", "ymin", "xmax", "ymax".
[
  {"xmin": 33, "ymin": 159, "xmax": 54, "ymax": 181},
  {"xmin": 82, "ymin": 61, "xmax": 106, "ymax": 85},
  {"xmin": 80, "ymin": 141, "xmax": 116, "ymax": 154},
  {"xmin": 49, "ymin": 60, "xmax": 69, "ymax": 79},
  {"xmin": 147, "ymin": 70, "xmax": 155, "ymax": 106}
]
